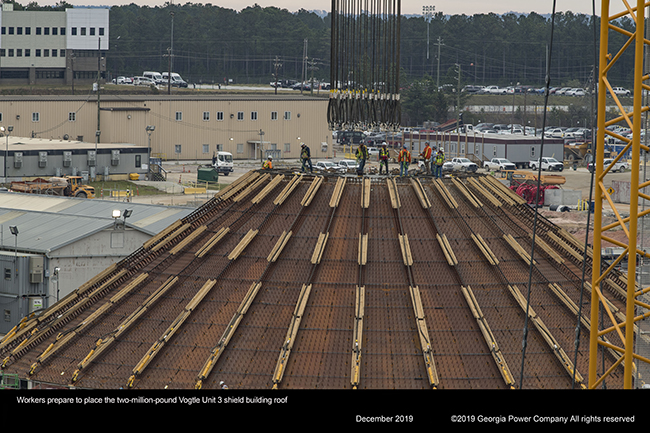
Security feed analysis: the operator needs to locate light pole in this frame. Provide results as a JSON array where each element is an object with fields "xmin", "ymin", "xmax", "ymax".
[
  {"xmin": 422, "ymin": 5, "xmax": 435, "ymax": 60},
  {"xmin": 2, "ymin": 125, "xmax": 14, "ymax": 184},
  {"xmin": 146, "ymin": 125, "xmax": 155, "ymax": 179}
]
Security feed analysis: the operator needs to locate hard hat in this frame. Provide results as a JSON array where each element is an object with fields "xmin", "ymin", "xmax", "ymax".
[
  {"xmin": 268, "ymin": 156, "xmax": 272, "ymax": 160},
  {"xmin": 382, "ymin": 142, "xmax": 387, "ymax": 146},
  {"xmin": 301, "ymin": 142, "xmax": 305, "ymax": 147}
]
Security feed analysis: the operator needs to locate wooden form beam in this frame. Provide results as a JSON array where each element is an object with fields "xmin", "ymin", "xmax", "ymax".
[
  {"xmin": 351, "ymin": 285, "xmax": 365, "ymax": 389},
  {"xmin": 127, "ymin": 279, "xmax": 216, "ymax": 388},
  {"xmin": 508, "ymin": 284, "xmax": 585, "ymax": 387},
  {"xmin": 409, "ymin": 285, "xmax": 439, "ymax": 388},
  {"xmin": 195, "ymin": 282, "xmax": 262, "ymax": 389},
  {"xmin": 461, "ymin": 285, "xmax": 515, "ymax": 388}
]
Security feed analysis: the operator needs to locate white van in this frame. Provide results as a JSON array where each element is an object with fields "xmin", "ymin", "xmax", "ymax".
[
  {"xmin": 212, "ymin": 151, "xmax": 233, "ymax": 175},
  {"xmin": 161, "ymin": 72, "xmax": 188, "ymax": 88},
  {"xmin": 143, "ymin": 71, "xmax": 163, "ymax": 85}
]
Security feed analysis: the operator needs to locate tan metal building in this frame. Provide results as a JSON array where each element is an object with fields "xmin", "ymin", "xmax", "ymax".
[{"xmin": 0, "ymin": 94, "xmax": 331, "ymax": 161}]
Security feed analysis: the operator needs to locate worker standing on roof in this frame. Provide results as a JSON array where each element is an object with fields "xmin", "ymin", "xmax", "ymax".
[
  {"xmin": 300, "ymin": 143, "xmax": 313, "ymax": 173},
  {"xmin": 398, "ymin": 145, "xmax": 411, "ymax": 177},
  {"xmin": 420, "ymin": 141, "xmax": 432, "ymax": 175},
  {"xmin": 433, "ymin": 148, "xmax": 445, "ymax": 178},
  {"xmin": 378, "ymin": 142, "xmax": 390, "ymax": 175},
  {"xmin": 263, "ymin": 156, "xmax": 273, "ymax": 169},
  {"xmin": 356, "ymin": 141, "xmax": 369, "ymax": 175}
]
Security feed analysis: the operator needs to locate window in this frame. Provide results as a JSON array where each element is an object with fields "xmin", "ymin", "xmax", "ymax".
[
  {"xmin": 0, "ymin": 49, "xmax": 4, "ymax": 57},
  {"xmin": 60, "ymin": 27, "xmax": 65, "ymax": 35},
  {"xmin": 52, "ymin": 27, "xmax": 57, "ymax": 36},
  {"xmin": 35, "ymin": 49, "xmax": 41, "ymax": 57},
  {"xmin": 25, "ymin": 27, "xmax": 31, "ymax": 35},
  {"xmin": 68, "ymin": 112, "xmax": 76, "ymax": 122},
  {"xmin": 0, "ymin": 27, "xmax": 4, "ymax": 35},
  {"xmin": 25, "ymin": 49, "xmax": 30, "ymax": 57},
  {"xmin": 8, "ymin": 27, "xmax": 13, "ymax": 35},
  {"xmin": 17, "ymin": 27, "xmax": 22, "ymax": 35},
  {"xmin": 36, "ymin": 27, "xmax": 41, "ymax": 35},
  {"xmin": 202, "ymin": 144, "xmax": 209, "ymax": 154},
  {"xmin": 237, "ymin": 112, "xmax": 244, "ymax": 121},
  {"xmin": 251, "ymin": 111, "xmax": 258, "ymax": 121},
  {"xmin": 237, "ymin": 143, "xmax": 244, "ymax": 154},
  {"xmin": 0, "ymin": 113, "xmax": 3, "ymax": 122},
  {"xmin": 135, "ymin": 155, "xmax": 141, "ymax": 168},
  {"xmin": 44, "ymin": 27, "xmax": 49, "ymax": 35},
  {"xmin": 284, "ymin": 111, "xmax": 291, "ymax": 120},
  {"xmin": 32, "ymin": 112, "xmax": 40, "ymax": 122},
  {"xmin": 99, "ymin": 27, "xmax": 105, "ymax": 36},
  {"xmin": 203, "ymin": 111, "xmax": 210, "ymax": 121},
  {"xmin": 43, "ymin": 49, "xmax": 49, "ymax": 57},
  {"xmin": 216, "ymin": 111, "xmax": 224, "ymax": 121},
  {"xmin": 7, "ymin": 49, "xmax": 13, "ymax": 57},
  {"xmin": 284, "ymin": 143, "xmax": 291, "ymax": 153},
  {"xmin": 216, "ymin": 144, "xmax": 223, "ymax": 151},
  {"xmin": 71, "ymin": 27, "xmax": 77, "ymax": 36},
  {"xmin": 16, "ymin": 49, "xmax": 22, "ymax": 57},
  {"xmin": 90, "ymin": 27, "xmax": 95, "ymax": 36},
  {"xmin": 4, "ymin": 268, "xmax": 11, "ymax": 280},
  {"xmin": 80, "ymin": 27, "xmax": 86, "ymax": 36},
  {"xmin": 52, "ymin": 49, "xmax": 57, "ymax": 57},
  {"xmin": 271, "ymin": 111, "xmax": 278, "ymax": 121},
  {"xmin": 175, "ymin": 144, "xmax": 182, "ymax": 154},
  {"xmin": 175, "ymin": 112, "xmax": 182, "ymax": 121}
]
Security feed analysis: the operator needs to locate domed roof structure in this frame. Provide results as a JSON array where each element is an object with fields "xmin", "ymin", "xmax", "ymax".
[{"xmin": 0, "ymin": 170, "xmax": 628, "ymax": 390}]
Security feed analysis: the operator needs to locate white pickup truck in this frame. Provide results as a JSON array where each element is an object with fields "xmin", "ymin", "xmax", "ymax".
[
  {"xmin": 450, "ymin": 157, "xmax": 478, "ymax": 172},
  {"xmin": 529, "ymin": 157, "xmax": 564, "ymax": 172},
  {"xmin": 483, "ymin": 158, "xmax": 516, "ymax": 171}
]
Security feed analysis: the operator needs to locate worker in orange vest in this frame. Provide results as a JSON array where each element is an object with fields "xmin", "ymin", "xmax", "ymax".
[
  {"xmin": 263, "ymin": 156, "xmax": 273, "ymax": 169},
  {"xmin": 398, "ymin": 145, "xmax": 411, "ymax": 176},
  {"xmin": 419, "ymin": 141, "xmax": 432, "ymax": 175}
]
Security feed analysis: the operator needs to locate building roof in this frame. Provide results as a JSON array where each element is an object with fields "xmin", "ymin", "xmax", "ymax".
[
  {"xmin": 0, "ymin": 170, "xmax": 629, "ymax": 390},
  {"xmin": 0, "ymin": 192, "xmax": 194, "ymax": 253}
]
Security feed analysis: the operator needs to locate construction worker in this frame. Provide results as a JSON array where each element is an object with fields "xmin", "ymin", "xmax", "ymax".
[
  {"xmin": 433, "ymin": 148, "xmax": 445, "ymax": 178},
  {"xmin": 419, "ymin": 141, "xmax": 433, "ymax": 175},
  {"xmin": 263, "ymin": 156, "xmax": 273, "ymax": 169},
  {"xmin": 398, "ymin": 145, "xmax": 411, "ymax": 176},
  {"xmin": 300, "ymin": 143, "xmax": 313, "ymax": 173},
  {"xmin": 379, "ymin": 142, "xmax": 390, "ymax": 175},
  {"xmin": 356, "ymin": 141, "xmax": 369, "ymax": 175}
]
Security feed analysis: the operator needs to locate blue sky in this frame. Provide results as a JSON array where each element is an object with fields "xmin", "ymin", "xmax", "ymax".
[{"xmin": 31, "ymin": 0, "xmax": 599, "ymax": 16}]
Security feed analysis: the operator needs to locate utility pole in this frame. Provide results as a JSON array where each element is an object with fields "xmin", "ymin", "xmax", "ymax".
[
  {"xmin": 435, "ymin": 37, "xmax": 444, "ymax": 89},
  {"xmin": 301, "ymin": 39, "xmax": 307, "ymax": 94},
  {"xmin": 308, "ymin": 57, "xmax": 319, "ymax": 95},
  {"xmin": 273, "ymin": 56, "xmax": 282, "ymax": 94},
  {"xmin": 422, "ymin": 5, "xmax": 435, "ymax": 60}
]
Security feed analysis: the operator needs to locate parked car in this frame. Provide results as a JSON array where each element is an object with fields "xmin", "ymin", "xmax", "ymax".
[
  {"xmin": 338, "ymin": 159, "xmax": 359, "ymax": 171},
  {"xmin": 484, "ymin": 85, "xmax": 507, "ymax": 95},
  {"xmin": 529, "ymin": 157, "xmax": 564, "ymax": 171},
  {"xmin": 161, "ymin": 72, "xmax": 188, "ymax": 87},
  {"xmin": 450, "ymin": 157, "xmax": 478, "ymax": 172},
  {"xmin": 612, "ymin": 87, "xmax": 631, "ymax": 96},
  {"xmin": 544, "ymin": 127, "xmax": 566, "ymax": 138},
  {"xmin": 133, "ymin": 76, "xmax": 156, "ymax": 87},
  {"xmin": 588, "ymin": 158, "xmax": 628, "ymax": 173},
  {"xmin": 367, "ymin": 147, "xmax": 379, "ymax": 156},
  {"xmin": 315, "ymin": 160, "xmax": 344, "ymax": 172},
  {"xmin": 484, "ymin": 158, "xmax": 516, "ymax": 171}
]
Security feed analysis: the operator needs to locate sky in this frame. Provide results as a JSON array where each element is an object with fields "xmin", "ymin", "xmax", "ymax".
[{"xmin": 29, "ymin": 0, "xmax": 600, "ymax": 16}]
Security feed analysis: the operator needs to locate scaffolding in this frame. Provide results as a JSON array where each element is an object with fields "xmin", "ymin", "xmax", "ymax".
[{"xmin": 592, "ymin": 0, "xmax": 650, "ymax": 389}]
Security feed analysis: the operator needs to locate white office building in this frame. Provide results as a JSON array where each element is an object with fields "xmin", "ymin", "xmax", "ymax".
[{"xmin": 0, "ymin": 4, "xmax": 108, "ymax": 84}]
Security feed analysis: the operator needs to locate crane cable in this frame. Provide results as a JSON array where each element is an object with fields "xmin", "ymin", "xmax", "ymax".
[{"xmin": 518, "ymin": 0, "xmax": 557, "ymax": 389}]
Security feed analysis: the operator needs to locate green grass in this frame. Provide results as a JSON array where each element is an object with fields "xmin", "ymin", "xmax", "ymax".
[{"xmin": 89, "ymin": 180, "xmax": 168, "ymax": 196}]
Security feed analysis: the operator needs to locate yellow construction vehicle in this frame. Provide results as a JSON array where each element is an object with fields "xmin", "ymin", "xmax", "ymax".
[{"xmin": 10, "ymin": 175, "xmax": 95, "ymax": 199}]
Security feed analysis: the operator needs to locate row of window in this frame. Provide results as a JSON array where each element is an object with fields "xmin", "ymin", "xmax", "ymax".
[
  {"xmin": 186, "ymin": 143, "xmax": 292, "ymax": 154},
  {"xmin": 0, "ymin": 48, "xmax": 66, "ymax": 58},
  {"xmin": 185, "ymin": 111, "xmax": 293, "ymax": 122},
  {"xmin": 1, "ymin": 26, "xmax": 105, "ymax": 36}
]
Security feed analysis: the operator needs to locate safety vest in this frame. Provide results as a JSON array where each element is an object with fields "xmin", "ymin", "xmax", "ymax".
[
  {"xmin": 301, "ymin": 146, "xmax": 310, "ymax": 160},
  {"xmin": 399, "ymin": 149, "xmax": 411, "ymax": 163},
  {"xmin": 435, "ymin": 152, "xmax": 445, "ymax": 165},
  {"xmin": 356, "ymin": 145, "xmax": 368, "ymax": 160},
  {"xmin": 379, "ymin": 148, "xmax": 389, "ymax": 160},
  {"xmin": 263, "ymin": 160, "xmax": 272, "ymax": 169},
  {"xmin": 422, "ymin": 146, "xmax": 432, "ymax": 160}
]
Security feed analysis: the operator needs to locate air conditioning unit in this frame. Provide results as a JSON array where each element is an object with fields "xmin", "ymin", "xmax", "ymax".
[
  {"xmin": 29, "ymin": 256, "xmax": 43, "ymax": 284},
  {"xmin": 38, "ymin": 151, "xmax": 47, "ymax": 168},
  {"xmin": 14, "ymin": 152, "xmax": 23, "ymax": 168},
  {"xmin": 87, "ymin": 150, "xmax": 96, "ymax": 167},
  {"xmin": 111, "ymin": 150, "xmax": 120, "ymax": 166},
  {"xmin": 63, "ymin": 151, "xmax": 72, "ymax": 167}
]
